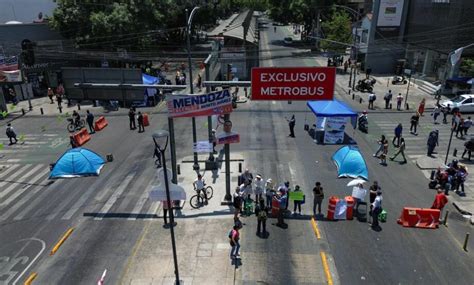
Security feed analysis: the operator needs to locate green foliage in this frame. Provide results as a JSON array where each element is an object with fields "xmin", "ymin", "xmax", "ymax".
[
  {"xmin": 320, "ymin": 9, "xmax": 352, "ymax": 53},
  {"xmin": 460, "ymin": 58, "xmax": 474, "ymax": 77}
]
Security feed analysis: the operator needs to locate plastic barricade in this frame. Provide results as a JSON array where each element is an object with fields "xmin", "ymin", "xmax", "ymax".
[
  {"xmin": 397, "ymin": 207, "xmax": 440, "ymax": 229},
  {"xmin": 345, "ymin": 196, "xmax": 355, "ymax": 220},
  {"xmin": 327, "ymin": 196, "xmax": 339, "ymax": 221},
  {"xmin": 143, "ymin": 113, "xmax": 150, "ymax": 126},
  {"xmin": 271, "ymin": 198, "xmax": 280, "ymax": 218},
  {"xmin": 73, "ymin": 128, "xmax": 91, "ymax": 146},
  {"xmin": 94, "ymin": 116, "xmax": 108, "ymax": 131}
]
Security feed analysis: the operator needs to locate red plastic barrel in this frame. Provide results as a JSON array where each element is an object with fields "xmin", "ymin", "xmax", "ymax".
[
  {"xmin": 327, "ymin": 196, "xmax": 339, "ymax": 220},
  {"xmin": 143, "ymin": 113, "xmax": 150, "ymax": 126},
  {"xmin": 271, "ymin": 198, "xmax": 280, "ymax": 218},
  {"xmin": 345, "ymin": 196, "xmax": 355, "ymax": 220}
]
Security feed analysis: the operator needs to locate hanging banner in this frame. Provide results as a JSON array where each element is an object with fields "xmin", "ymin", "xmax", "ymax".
[
  {"xmin": 166, "ymin": 89, "xmax": 233, "ymax": 118},
  {"xmin": 377, "ymin": 0, "xmax": 405, "ymax": 27},
  {"xmin": 251, "ymin": 67, "xmax": 335, "ymax": 101},
  {"xmin": 193, "ymin": 141, "xmax": 213, "ymax": 153},
  {"xmin": 0, "ymin": 70, "xmax": 22, "ymax": 82},
  {"xmin": 325, "ymin": 117, "xmax": 347, "ymax": 131},
  {"xmin": 324, "ymin": 130, "xmax": 344, "ymax": 144}
]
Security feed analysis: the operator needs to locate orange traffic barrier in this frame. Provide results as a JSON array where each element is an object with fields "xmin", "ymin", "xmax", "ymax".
[
  {"xmin": 94, "ymin": 116, "xmax": 108, "ymax": 131},
  {"xmin": 73, "ymin": 128, "xmax": 91, "ymax": 146},
  {"xmin": 345, "ymin": 196, "xmax": 355, "ymax": 220},
  {"xmin": 327, "ymin": 196, "xmax": 339, "ymax": 221},
  {"xmin": 143, "ymin": 113, "xmax": 150, "ymax": 126},
  {"xmin": 397, "ymin": 207, "xmax": 440, "ymax": 229},
  {"xmin": 271, "ymin": 198, "xmax": 279, "ymax": 218}
]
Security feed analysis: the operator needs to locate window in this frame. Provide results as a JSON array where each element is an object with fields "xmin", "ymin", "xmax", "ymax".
[{"xmin": 462, "ymin": 98, "xmax": 472, "ymax": 104}]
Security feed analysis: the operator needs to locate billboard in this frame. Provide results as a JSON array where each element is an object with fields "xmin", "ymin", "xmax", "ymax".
[
  {"xmin": 377, "ymin": 0, "xmax": 405, "ymax": 27},
  {"xmin": 251, "ymin": 67, "xmax": 335, "ymax": 101},
  {"xmin": 166, "ymin": 89, "xmax": 233, "ymax": 118}
]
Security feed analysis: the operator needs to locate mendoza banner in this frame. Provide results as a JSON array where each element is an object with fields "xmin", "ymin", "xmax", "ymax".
[{"xmin": 167, "ymin": 89, "xmax": 233, "ymax": 118}]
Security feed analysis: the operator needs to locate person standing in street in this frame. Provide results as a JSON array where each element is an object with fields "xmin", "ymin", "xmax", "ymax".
[
  {"xmin": 128, "ymin": 108, "xmax": 136, "ymax": 130},
  {"xmin": 462, "ymin": 138, "xmax": 474, "ymax": 160},
  {"xmin": 47, "ymin": 87, "xmax": 54, "ymax": 104},
  {"xmin": 392, "ymin": 123, "xmax": 403, "ymax": 147},
  {"xmin": 384, "ymin": 90, "xmax": 392, "ymax": 109},
  {"xmin": 369, "ymin": 181, "xmax": 380, "ymax": 215},
  {"xmin": 390, "ymin": 137, "xmax": 407, "ymax": 163},
  {"xmin": 56, "ymin": 92, "xmax": 63, "ymax": 108},
  {"xmin": 427, "ymin": 130, "xmax": 439, "ymax": 156},
  {"xmin": 229, "ymin": 225, "xmax": 240, "ymax": 259},
  {"xmin": 286, "ymin": 115, "xmax": 296, "ymax": 137},
  {"xmin": 255, "ymin": 199, "xmax": 268, "ymax": 237},
  {"xmin": 5, "ymin": 123, "xmax": 18, "ymax": 145},
  {"xmin": 373, "ymin": 135, "xmax": 387, "ymax": 157},
  {"xmin": 371, "ymin": 191, "xmax": 383, "ymax": 229},
  {"xmin": 313, "ymin": 182, "xmax": 324, "ymax": 216},
  {"xmin": 233, "ymin": 186, "xmax": 243, "ymax": 218},
  {"xmin": 396, "ymin": 93, "xmax": 403, "ymax": 111},
  {"xmin": 431, "ymin": 188, "xmax": 448, "ymax": 221},
  {"xmin": 410, "ymin": 112, "xmax": 420, "ymax": 135},
  {"xmin": 432, "ymin": 104, "xmax": 441, "ymax": 124},
  {"xmin": 343, "ymin": 60, "xmax": 349, "ymax": 74},
  {"xmin": 274, "ymin": 189, "xmax": 288, "ymax": 228},
  {"xmin": 368, "ymin": 92, "xmax": 376, "ymax": 110},
  {"xmin": 292, "ymin": 185, "xmax": 303, "ymax": 215},
  {"xmin": 254, "ymin": 174, "xmax": 265, "ymax": 202},
  {"xmin": 265, "ymin": 178, "xmax": 274, "ymax": 209},
  {"xmin": 162, "ymin": 200, "xmax": 172, "ymax": 226},
  {"xmin": 379, "ymin": 139, "xmax": 388, "ymax": 165},
  {"xmin": 463, "ymin": 116, "xmax": 472, "ymax": 135},
  {"xmin": 86, "ymin": 110, "xmax": 95, "ymax": 134},
  {"xmin": 418, "ymin": 98, "xmax": 426, "ymax": 116},
  {"xmin": 137, "ymin": 111, "xmax": 145, "ymax": 133},
  {"xmin": 442, "ymin": 104, "xmax": 451, "ymax": 124}
]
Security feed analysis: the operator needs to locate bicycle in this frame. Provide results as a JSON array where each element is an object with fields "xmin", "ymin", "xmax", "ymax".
[
  {"xmin": 67, "ymin": 118, "xmax": 86, "ymax": 132},
  {"xmin": 189, "ymin": 185, "xmax": 214, "ymax": 209}
]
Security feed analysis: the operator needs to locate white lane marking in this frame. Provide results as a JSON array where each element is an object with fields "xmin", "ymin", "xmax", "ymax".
[
  {"xmin": 143, "ymin": 201, "xmax": 161, "ymax": 220},
  {"xmin": 0, "ymin": 164, "xmax": 35, "ymax": 199},
  {"xmin": 94, "ymin": 174, "xmax": 135, "ymax": 220},
  {"xmin": 12, "ymin": 238, "xmax": 46, "ymax": 285},
  {"xmin": 0, "ymin": 186, "xmax": 42, "ymax": 221},
  {"xmin": 127, "ymin": 177, "xmax": 157, "ymax": 221},
  {"xmin": 13, "ymin": 182, "xmax": 55, "ymax": 221},
  {"xmin": 45, "ymin": 183, "xmax": 84, "ymax": 221},
  {"xmin": 0, "ymin": 167, "xmax": 49, "ymax": 209},
  {"xmin": 0, "ymin": 164, "xmax": 21, "ymax": 179}
]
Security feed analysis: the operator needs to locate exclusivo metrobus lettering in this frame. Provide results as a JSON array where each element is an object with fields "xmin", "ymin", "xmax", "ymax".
[{"xmin": 259, "ymin": 72, "xmax": 327, "ymax": 82}]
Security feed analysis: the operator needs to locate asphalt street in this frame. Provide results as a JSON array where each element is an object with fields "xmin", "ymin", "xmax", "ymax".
[{"xmin": 0, "ymin": 20, "xmax": 473, "ymax": 285}]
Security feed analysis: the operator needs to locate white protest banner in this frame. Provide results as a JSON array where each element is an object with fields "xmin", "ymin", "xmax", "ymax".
[
  {"xmin": 325, "ymin": 116, "xmax": 347, "ymax": 131},
  {"xmin": 351, "ymin": 187, "xmax": 367, "ymax": 200},
  {"xmin": 193, "ymin": 141, "xmax": 213, "ymax": 153},
  {"xmin": 323, "ymin": 130, "xmax": 344, "ymax": 144}
]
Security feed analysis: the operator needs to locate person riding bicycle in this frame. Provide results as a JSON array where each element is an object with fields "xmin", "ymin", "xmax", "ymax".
[
  {"xmin": 193, "ymin": 174, "xmax": 208, "ymax": 205},
  {"xmin": 72, "ymin": 110, "xmax": 81, "ymax": 127}
]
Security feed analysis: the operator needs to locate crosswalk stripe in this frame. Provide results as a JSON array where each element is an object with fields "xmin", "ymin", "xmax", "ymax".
[
  {"xmin": 94, "ymin": 174, "xmax": 135, "ymax": 220},
  {"xmin": 45, "ymin": 184, "xmax": 87, "ymax": 221},
  {"xmin": 0, "ymin": 164, "xmax": 22, "ymax": 179},
  {"xmin": 0, "ymin": 167, "xmax": 49, "ymax": 208},
  {"xmin": 0, "ymin": 164, "xmax": 45, "ymax": 202},
  {"xmin": 13, "ymin": 180, "xmax": 59, "ymax": 221},
  {"xmin": 127, "ymin": 178, "xmax": 157, "ymax": 221},
  {"xmin": 0, "ymin": 164, "xmax": 34, "ymax": 198},
  {"xmin": 143, "ymin": 201, "xmax": 161, "ymax": 220}
]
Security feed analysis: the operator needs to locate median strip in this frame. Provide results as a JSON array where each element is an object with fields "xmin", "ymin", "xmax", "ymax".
[
  {"xmin": 50, "ymin": 227, "xmax": 74, "ymax": 255},
  {"xmin": 311, "ymin": 217, "xmax": 321, "ymax": 239},
  {"xmin": 23, "ymin": 272, "xmax": 37, "ymax": 285},
  {"xmin": 320, "ymin": 252, "xmax": 334, "ymax": 285}
]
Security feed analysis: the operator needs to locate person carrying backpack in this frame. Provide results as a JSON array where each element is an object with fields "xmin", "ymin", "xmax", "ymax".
[
  {"xmin": 255, "ymin": 199, "xmax": 268, "ymax": 237},
  {"xmin": 6, "ymin": 123, "xmax": 18, "ymax": 145}
]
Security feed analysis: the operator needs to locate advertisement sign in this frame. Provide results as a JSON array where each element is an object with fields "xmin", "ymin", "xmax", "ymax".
[
  {"xmin": 325, "ymin": 117, "xmax": 347, "ymax": 131},
  {"xmin": 216, "ymin": 132, "xmax": 240, "ymax": 144},
  {"xmin": 0, "ymin": 70, "xmax": 22, "ymax": 82},
  {"xmin": 251, "ymin": 67, "xmax": 335, "ymax": 101},
  {"xmin": 193, "ymin": 141, "xmax": 213, "ymax": 153},
  {"xmin": 167, "ymin": 89, "xmax": 233, "ymax": 118},
  {"xmin": 377, "ymin": 0, "xmax": 405, "ymax": 27},
  {"xmin": 324, "ymin": 130, "xmax": 344, "ymax": 144}
]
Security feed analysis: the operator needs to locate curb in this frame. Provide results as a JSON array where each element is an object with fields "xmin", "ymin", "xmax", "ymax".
[{"xmin": 452, "ymin": 202, "xmax": 474, "ymax": 225}]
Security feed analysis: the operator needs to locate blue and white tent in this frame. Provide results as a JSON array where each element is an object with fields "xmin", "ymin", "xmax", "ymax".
[
  {"xmin": 49, "ymin": 148, "xmax": 106, "ymax": 179},
  {"xmin": 332, "ymin": 145, "xmax": 368, "ymax": 180}
]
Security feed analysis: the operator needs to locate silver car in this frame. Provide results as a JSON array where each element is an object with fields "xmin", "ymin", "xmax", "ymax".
[{"xmin": 441, "ymin": 94, "xmax": 474, "ymax": 113}]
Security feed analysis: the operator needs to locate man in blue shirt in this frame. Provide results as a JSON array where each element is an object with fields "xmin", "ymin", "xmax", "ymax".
[
  {"xmin": 275, "ymin": 189, "xmax": 288, "ymax": 228},
  {"xmin": 392, "ymin": 123, "xmax": 402, "ymax": 147}
]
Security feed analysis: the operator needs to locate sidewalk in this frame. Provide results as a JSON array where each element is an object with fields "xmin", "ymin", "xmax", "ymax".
[
  {"xmin": 314, "ymin": 57, "xmax": 439, "ymax": 112},
  {"xmin": 120, "ymin": 153, "xmax": 332, "ymax": 284}
]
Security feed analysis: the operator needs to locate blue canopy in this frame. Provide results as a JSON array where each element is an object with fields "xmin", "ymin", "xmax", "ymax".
[
  {"xmin": 332, "ymin": 145, "xmax": 368, "ymax": 180},
  {"xmin": 49, "ymin": 148, "xmax": 105, "ymax": 179},
  {"xmin": 307, "ymin": 100, "xmax": 358, "ymax": 117}
]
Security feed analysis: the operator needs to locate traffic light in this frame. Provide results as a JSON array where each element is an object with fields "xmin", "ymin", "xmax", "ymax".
[{"xmin": 21, "ymin": 39, "xmax": 35, "ymax": 66}]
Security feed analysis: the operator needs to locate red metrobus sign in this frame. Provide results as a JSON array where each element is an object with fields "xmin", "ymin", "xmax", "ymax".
[{"xmin": 251, "ymin": 67, "xmax": 336, "ymax": 101}]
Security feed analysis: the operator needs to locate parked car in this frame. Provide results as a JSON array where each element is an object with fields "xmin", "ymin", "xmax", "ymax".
[{"xmin": 441, "ymin": 94, "xmax": 474, "ymax": 113}]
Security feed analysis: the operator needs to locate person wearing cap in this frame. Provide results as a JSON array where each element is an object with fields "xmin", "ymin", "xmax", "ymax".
[
  {"xmin": 254, "ymin": 174, "xmax": 265, "ymax": 202},
  {"xmin": 265, "ymin": 178, "xmax": 275, "ymax": 209},
  {"xmin": 47, "ymin": 87, "xmax": 54, "ymax": 104},
  {"xmin": 292, "ymin": 185, "xmax": 303, "ymax": 215},
  {"xmin": 274, "ymin": 188, "xmax": 288, "ymax": 227},
  {"xmin": 371, "ymin": 190, "xmax": 383, "ymax": 228}
]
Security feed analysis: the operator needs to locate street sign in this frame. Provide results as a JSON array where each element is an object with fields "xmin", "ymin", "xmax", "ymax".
[
  {"xmin": 193, "ymin": 141, "xmax": 213, "ymax": 153},
  {"xmin": 251, "ymin": 67, "xmax": 336, "ymax": 101},
  {"xmin": 166, "ymin": 89, "xmax": 233, "ymax": 118},
  {"xmin": 404, "ymin": 69, "xmax": 412, "ymax": 75}
]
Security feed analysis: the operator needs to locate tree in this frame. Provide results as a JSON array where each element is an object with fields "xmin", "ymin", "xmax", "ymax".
[
  {"xmin": 460, "ymin": 58, "xmax": 474, "ymax": 77},
  {"xmin": 320, "ymin": 9, "xmax": 352, "ymax": 53}
]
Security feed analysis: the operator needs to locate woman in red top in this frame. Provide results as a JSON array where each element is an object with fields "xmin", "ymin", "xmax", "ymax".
[
  {"xmin": 229, "ymin": 225, "xmax": 240, "ymax": 259},
  {"xmin": 418, "ymin": 98, "xmax": 426, "ymax": 116},
  {"xmin": 431, "ymin": 188, "xmax": 448, "ymax": 221}
]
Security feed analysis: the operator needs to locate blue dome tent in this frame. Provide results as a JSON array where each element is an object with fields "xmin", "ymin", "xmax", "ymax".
[
  {"xmin": 332, "ymin": 145, "xmax": 368, "ymax": 180},
  {"xmin": 49, "ymin": 148, "xmax": 106, "ymax": 179}
]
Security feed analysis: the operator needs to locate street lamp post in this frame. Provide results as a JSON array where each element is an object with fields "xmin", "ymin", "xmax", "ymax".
[
  {"xmin": 186, "ymin": 7, "xmax": 201, "ymax": 171},
  {"xmin": 152, "ymin": 130, "xmax": 180, "ymax": 285}
]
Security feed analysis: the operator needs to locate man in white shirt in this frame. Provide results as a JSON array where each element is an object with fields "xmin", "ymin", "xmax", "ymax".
[
  {"xmin": 371, "ymin": 191, "xmax": 383, "ymax": 228},
  {"xmin": 193, "ymin": 174, "xmax": 208, "ymax": 204}
]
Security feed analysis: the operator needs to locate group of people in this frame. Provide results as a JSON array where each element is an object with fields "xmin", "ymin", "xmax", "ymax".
[
  {"xmin": 433, "ymin": 159, "xmax": 468, "ymax": 196},
  {"xmin": 128, "ymin": 107, "xmax": 146, "ymax": 133},
  {"xmin": 47, "ymin": 85, "xmax": 64, "ymax": 107},
  {"xmin": 175, "ymin": 71, "xmax": 187, "ymax": 85}
]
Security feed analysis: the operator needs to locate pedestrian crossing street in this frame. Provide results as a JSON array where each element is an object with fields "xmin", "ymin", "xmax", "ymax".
[
  {"xmin": 0, "ymin": 163, "xmax": 165, "ymax": 223},
  {"xmin": 374, "ymin": 116, "xmax": 474, "ymax": 191},
  {"xmin": 0, "ymin": 133, "xmax": 69, "ymax": 163}
]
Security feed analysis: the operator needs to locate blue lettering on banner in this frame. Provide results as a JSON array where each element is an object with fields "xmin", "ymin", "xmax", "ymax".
[{"xmin": 172, "ymin": 89, "xmax": 230, "ymax": 109}]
